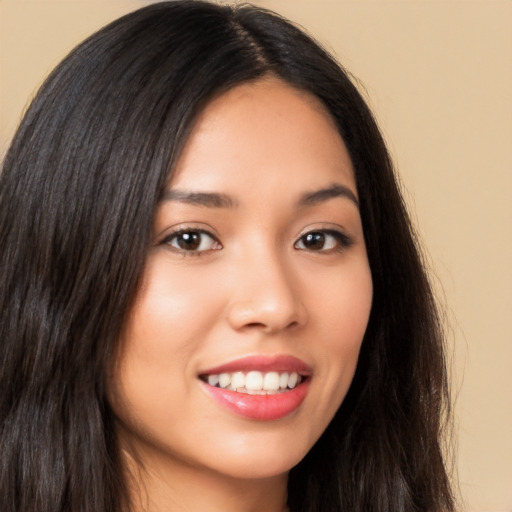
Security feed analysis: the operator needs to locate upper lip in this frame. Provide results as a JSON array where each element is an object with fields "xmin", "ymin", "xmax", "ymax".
[{"xmin": 199, "ymin": 354, "xmax": 312, "ymax": 376}]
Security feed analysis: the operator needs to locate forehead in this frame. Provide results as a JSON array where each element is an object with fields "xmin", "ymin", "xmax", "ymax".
[{"xmin": 170, "ymin": 78, "xmax": 356, "ymax": 196}]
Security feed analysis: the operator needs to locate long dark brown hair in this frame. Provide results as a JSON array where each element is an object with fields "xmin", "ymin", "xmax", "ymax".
[{"xmin": 0, "ymin": 2, "xmax": 454, "ymax": 511}]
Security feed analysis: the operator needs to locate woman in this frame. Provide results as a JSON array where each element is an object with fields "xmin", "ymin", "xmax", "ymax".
[{"xmin": 0, "ymin": 2, "xmax": 455, "ymax": 511}]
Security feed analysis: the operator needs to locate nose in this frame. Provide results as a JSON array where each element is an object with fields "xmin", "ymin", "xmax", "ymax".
[{"xmin": 226, "ymin": 251, "xmax": 308, "ymax": 334}]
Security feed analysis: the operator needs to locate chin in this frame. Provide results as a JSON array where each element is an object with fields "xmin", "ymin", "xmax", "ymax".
[{"xmin": 199, "ymin": 429, "xmax": 313, "ymax": 481}]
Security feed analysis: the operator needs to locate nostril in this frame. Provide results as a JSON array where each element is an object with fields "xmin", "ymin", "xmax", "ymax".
[
  {"xmin": 245, "ymin": 322, "xmax": 266, "ymax": 329},
  {"xmin": 226, "ymin": 290, "xmax": 307, "ymax": 333},
  {"xmin": 242, "ymin": 319, "xmax": 300, "ymax": 333}
]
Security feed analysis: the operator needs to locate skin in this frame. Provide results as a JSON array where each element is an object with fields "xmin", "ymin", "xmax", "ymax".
[{"xmin": 110, "ymin": 78, "xmax": 373, "ymax": 512}]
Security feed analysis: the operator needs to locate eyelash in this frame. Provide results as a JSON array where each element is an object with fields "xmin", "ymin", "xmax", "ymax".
[
  {"xmin": 161, "ymin": 228, "xmax": 353, "ymax": 256},
  {"xmin": 294, "ymin": 229, "xmax": 353, "ymax": 253},
  {"xmin": 161, "ymin": 228, "xmax": 221, "ymax": 255}
]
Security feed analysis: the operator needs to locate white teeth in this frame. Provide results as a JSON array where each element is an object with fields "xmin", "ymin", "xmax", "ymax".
[
  {"xmin": 218, "ymin": 373, "xmax": 230, "ymax": 389},
  {"xmin": 245, "ymin": 371, "xmax": 263, "ymax": 391},
  {"xmin": 288, "ymin": 372, "xmax": 298, "ymax": 388},
  {"xmin": 231, "ymin": 371, "xmax": 245, "ymax": 390},
  {"xmin": 207, "ymin": 374, "xmax": 219, "ymax": 387},
  {"xmin": 263, "ymin": 372, "xmax": 280, "ymax": 392},
  {"xmin": 203, "ymin": 370, "xmax": 304, "ymax": 394}
]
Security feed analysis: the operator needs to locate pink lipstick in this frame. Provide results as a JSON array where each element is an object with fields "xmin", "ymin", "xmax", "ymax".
[{"xmin": 198, "ymin": 355, "xmax": 311, "ymax": 421}]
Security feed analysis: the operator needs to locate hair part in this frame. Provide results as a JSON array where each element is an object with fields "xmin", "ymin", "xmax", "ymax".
[{"xmin": 0, "ymin": 2, "xmax": 454, "ymax": 511}]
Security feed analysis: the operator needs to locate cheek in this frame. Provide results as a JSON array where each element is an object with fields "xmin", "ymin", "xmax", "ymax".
[
  {"xmin": 310, "ymin": 259, "xmax": 372, "ymax": 402},
  {"xmin": 108, "ymin": 258, "xmax": 220, "ymax": 421},
  {"xmin": 312, "ymin": 255, "xmax": 372, "ymax": 348},
  {"xmin": 329, "ymin": 280, "xmax": 372, "ymax": 354},
  {"xmin": 124, "ymin": 257, "xmax": 223, "ymax": 361}
]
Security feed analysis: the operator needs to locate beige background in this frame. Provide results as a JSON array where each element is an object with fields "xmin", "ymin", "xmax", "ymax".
[{"xmin": 1, "ymin": 1, "xmax": 511, "ymax": 511}]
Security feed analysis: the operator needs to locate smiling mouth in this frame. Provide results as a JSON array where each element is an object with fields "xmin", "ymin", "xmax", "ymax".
[
  {"xmin": 198, "ymin": 356, "xmax": 312, "ymax": 420},
  {"xmin": 199, "ymin": 371, "xmax": 305, "ymax": 395}
]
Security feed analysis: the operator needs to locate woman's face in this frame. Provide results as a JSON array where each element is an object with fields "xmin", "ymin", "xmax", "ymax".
[{"xmin": 110, "ymin": 78, "xmax": 372, "ymax": 482}]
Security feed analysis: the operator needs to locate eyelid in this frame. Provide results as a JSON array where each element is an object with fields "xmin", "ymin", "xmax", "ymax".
[
  {"xmin": 158, "ymin": 224, "xmax": 222, "ymax": 255},
  {"xmin": 294, "ymin": 226, "xmax": 354, "ymax": 253},
  {"xmin": 155, "ymin": 222, "xmax": 219, "ymax": 242}
]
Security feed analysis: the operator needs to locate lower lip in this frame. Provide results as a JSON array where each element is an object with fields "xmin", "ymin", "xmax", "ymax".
[{"xmin": 200, "ymin": 380, "xmax": 310, "ymax": 421}]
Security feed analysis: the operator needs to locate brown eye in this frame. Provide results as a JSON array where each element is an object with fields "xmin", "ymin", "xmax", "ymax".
[
  {"xmin": 164, "ymin": 230, "xmax": 221, "ymax": 253},
  {"xmin": 294, "ymin": 230, "xmax": 352, "ymax": 252},
  {"xmin": 301, "ymin": 232, "xmax": 328, "ymax": 250}
]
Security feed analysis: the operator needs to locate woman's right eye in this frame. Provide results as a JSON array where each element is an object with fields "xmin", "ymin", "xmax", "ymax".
[{"xmin": 162, "ymin": 230, "xmax": 221, "ymax": 254}]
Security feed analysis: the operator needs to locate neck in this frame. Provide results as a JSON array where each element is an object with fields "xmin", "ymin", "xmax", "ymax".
[{"xmin": 122, "ymin": 448, "xmax": 289, "ymax": 512}]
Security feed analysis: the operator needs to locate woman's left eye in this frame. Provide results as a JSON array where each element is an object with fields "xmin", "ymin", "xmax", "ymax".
[
  {"xmin": 163, "ymin": 230, "xmax": 221, "ymax": 253},
  {"xmin": 294, "ymin": 230, "xmax": 352, "ymax": 253}
]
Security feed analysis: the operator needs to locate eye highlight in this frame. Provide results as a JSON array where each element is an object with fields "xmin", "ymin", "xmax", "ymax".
[
  {"xmin": 294, "ymin": 229, "xmax": 353, "ymax": 253},
  {"xmin": 162, "ymin": 229, "xmax": 222, "ymax": 254}
]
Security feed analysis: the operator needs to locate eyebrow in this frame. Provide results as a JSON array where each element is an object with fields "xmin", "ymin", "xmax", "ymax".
[
  {"xmin": 161, "ymin": 182, "xmax": 358, "ymax": 209},
  {"xmin": 298, "ymin": 183, "xmax": 359, "ymax": 208},
  {"xmin": 161, "ymin": 190, "xmax": 237, "ymax": 208}
]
